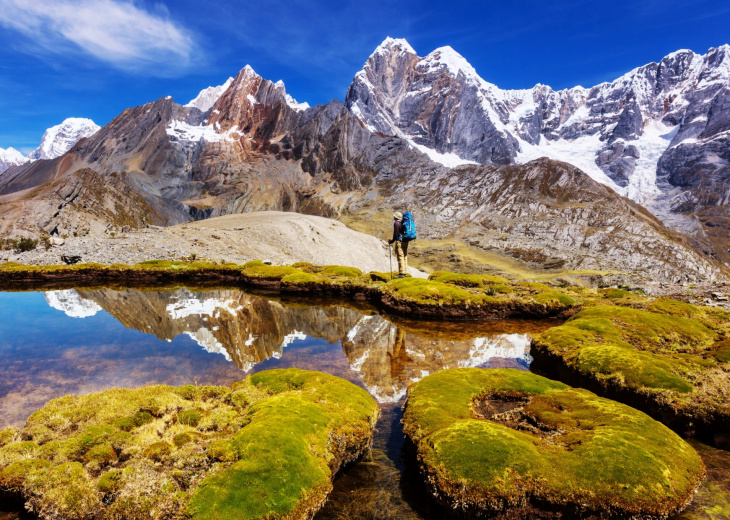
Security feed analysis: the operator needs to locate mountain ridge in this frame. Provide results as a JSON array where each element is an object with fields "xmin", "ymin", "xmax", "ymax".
[
  {"xmin": 0, "ymin": 117, "xmax": 100, "ymax": 176},
  {"xmin": 0, "ymin": 41, "xmax": 727, "ymax": 285}
]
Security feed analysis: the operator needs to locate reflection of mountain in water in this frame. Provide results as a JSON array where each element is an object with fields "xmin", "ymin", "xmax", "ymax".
[
  {"xmin": 45, "ymin": 289, "xmax": 102, "ymax": 318},
  {"xmin": 43, "ymin": 288, "xmax": 534, "ymax": 402},
  {"xmin": 342, "ymin": 317, "xmax": 531, "ymax": 403}
]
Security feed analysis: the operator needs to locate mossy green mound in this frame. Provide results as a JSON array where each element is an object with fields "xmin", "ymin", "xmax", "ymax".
[
  {"xmin": 532, "ymin": 304, "xmax": 730, "ymax": 434},
  {"xmin": 0, "ymin": 263, "xmax": 579, "ymax": 320},
  {"xmin": 402, "ymin": 368, "xmax": 705, "ymax": 518},
  {"xmin": 380, "ymin": 273, "xmax": 577, "ymax": 318},
  {"xmin": 0, "ymin": 369, "xmax": 378, "ymax": 520}
]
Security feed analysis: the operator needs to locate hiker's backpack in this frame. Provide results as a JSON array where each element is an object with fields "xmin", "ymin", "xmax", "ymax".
[{"xmin": 401, "ymin": 211, "xmax": 417, "ymax": 240}]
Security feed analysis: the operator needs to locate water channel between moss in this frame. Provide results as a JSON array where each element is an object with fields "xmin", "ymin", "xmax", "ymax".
[{"xmin": 0, "ymin": 287, "xmax": 726, "ymax": 519}]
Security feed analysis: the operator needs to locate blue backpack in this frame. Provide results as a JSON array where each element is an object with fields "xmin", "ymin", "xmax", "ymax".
[{"xmin": 401, "ymin": 211, "xmax": 417, "ymax": 240}]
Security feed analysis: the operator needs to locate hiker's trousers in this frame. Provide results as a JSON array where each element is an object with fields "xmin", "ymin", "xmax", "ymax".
[{"xmin": 395, "ymin": 240, "xmax": 409, "ymax": 275}]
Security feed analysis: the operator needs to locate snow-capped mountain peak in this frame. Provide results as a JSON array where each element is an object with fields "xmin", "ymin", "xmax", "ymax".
[
  {"xmin": 273, "ymin": 79, "xmax": 310, "ymax": 111},
  {"xmin": 0, "ymin": 147, "xmax": 28, "ymax": 174},
  {"xmin": 185, "ymin": 77, "xmax": 234, "ymax": 112},
  {"xmin": 372, "ymin": 37, "xmax": 416, "ymax": 57},
  {"xmin": 346, "ymin": 39, "xmax": 730, "ymax": 226},
  {"xmin": 28, "ymin": 118, "xmax": 100, "ymax": 161},
  {"xmin": 423, "ymin": 45, "xmax": 479, "ymax": 80}
]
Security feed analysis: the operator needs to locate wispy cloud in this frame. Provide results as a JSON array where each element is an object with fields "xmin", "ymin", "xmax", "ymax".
[{"xmin": 0, "ymin": 0, "xmax": 198, "ymax": 76}]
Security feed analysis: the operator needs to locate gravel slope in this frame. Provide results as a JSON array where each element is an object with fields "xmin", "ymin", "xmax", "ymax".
[{"xmin": 2, "ymin": 211, "xmax": 426, "ymax": 277}]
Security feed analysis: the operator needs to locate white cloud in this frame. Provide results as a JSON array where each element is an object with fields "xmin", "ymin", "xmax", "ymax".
[{"xmin": 0, "ymin": 0, "xmax": 197, "ymax": 75}]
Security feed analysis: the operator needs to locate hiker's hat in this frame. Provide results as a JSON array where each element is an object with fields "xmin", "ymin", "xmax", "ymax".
[{"xmin": 393, "ymin": 211, "xmax": 403, "ymax": 220}]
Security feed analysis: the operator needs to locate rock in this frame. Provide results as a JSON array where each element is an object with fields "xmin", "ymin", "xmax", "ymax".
[
  {"xmin": 49, "ymin": 237, "xmax": 64, "ymax": 247},
  {"xmin": 403, "ymin": 368, "xmax": 705, "ymax": 519},
  {"xmin": 61, "ymin": 255, "xmax": 82, "ymax": 265}
]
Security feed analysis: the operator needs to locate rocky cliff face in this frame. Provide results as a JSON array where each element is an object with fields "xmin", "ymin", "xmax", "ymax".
[{"xmin": 346, "ymin": 39, "xmax": 730, "ymax": 259}]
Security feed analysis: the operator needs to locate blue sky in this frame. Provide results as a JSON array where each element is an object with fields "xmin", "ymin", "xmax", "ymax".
[{"xmin": 1, "ymin": 0, "xmax": 729, "ymax": 153}]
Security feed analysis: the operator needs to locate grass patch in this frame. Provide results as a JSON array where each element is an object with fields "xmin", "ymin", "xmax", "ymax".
[{"xmin": 403, "ymin": 368, "xmax": 705, "ymax": 518}]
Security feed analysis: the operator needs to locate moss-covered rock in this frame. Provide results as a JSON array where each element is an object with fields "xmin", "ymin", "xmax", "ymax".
[
  {"xmin": 0, "ymin": 369, "xmax": 379, "ymax": 520},
  {"xmin": 428, "ymin": 271, "xmax": 511, "ymax": 288},
  {"xmin": 531, "ymin": 304, "xmax": 730, "ymax": 436},
  {"xmin": 402, "ymin": 368, "xmax": 705, "ymax": 519},
  {"xmin": 0, "ymin": 263, "xmax": 579, "ymax": 321}
]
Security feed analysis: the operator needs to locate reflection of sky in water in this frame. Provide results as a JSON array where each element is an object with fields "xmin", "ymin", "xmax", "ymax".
[{"xmin": 1, "ymin": 288, "xmax": 538, "ymax": 428}]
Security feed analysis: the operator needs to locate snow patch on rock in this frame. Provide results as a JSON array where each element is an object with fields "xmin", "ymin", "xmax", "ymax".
[
  {"xmin": 185, "ymin": 77, "xmax": 234, "ymax": 112},
  {"xmin": 166, "ymin": 119, "xmax": 243, "ymax": 143}
]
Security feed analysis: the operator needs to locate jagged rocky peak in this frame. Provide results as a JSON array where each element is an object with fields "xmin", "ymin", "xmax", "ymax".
[
  {"xmin": 274, "ymin": 80, "xmax": 310, "ymax": 112},
  {"xmin": 28, "ymin": 117, "xmax": 100, "ymax": 161},
  {"xmin": 347, "ymin": 37, "xmax": 523, "ymax": 166},
  {"xmin": 0, "ymin": 147, "xmax": 28, "ymax": 174},
  {"xmin": 207, "ymin": 64, "xmax": 311, "ymax": 139},
  {"xmin": 185, "ymin": 77, "xmax": 234, "ymax": 112}
]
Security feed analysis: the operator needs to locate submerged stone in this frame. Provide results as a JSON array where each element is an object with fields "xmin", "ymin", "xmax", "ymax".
[
  {"xmin": 402, "ymin": 368, "xmax": 705, "ymax": 519},
  {"xmin": 0, "ymin": 368, "xmax": 379, "ymax": 520}
]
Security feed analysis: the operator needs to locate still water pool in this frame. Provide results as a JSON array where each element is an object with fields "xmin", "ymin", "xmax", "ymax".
[{"xmin": 0, "ymin": 288, "xmax": 727, "ymax": 519}]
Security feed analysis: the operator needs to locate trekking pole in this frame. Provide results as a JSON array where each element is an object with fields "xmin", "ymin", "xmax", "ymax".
[{"xmin": 389, "ymin": 243, "xmax": 393, "ymax": 281}]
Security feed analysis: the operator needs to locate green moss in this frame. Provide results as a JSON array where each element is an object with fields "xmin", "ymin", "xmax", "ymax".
[
  {"xmin": 188, "ymin": 369, "xmax": 378, "ymax": 520},
  {"xmin": 429, "ymin": 271, "xmax": 510, "ymax": 287},
  {"xmin": 711, "ymin": 339, "xmax": 730, "ymax": 363},
  {"xmin": 533, "ymin": 305, "xmax": 729, "ymax": 431},
  {"xmin": 403, "ymin": 368, "xmax": 705, "ymax": 518},
  {"xmin": 319, "ymin": 265, "xmax": 362, "ymax": 278},
  {"xmin": 226, "ymin": 389, "xmax": 251, "ymax": 409},
  {"xmin": 290, "ymin": 262, "xmax": 317, "ymax": 271},
  {"xmin": 0, "ymin": 441, "xmax": 38, "ymax": 464},
  {"xmin": 533, "ymin": 291, "xmax": 575, "ymax": 306},
  {"xmin": 143, "ymin": 441, "xmax": 172, "ymax": 462},
  {"xmin": 177, "ymin": 409, "xmax": 202, "ymax": 427},
  {"xmin": 367, "ymin": 271, "xmax": 393, "ymax": 282},
  {"xmin": 173, "ymin": 433, "xmax": 193, "ymax": 448},
  {"xmin": 386, "ymin": 277, "xmax": 490, "ymax": 305},
  {"xmin": 604, "ymin": 288, "xmax": 632, "ymax": 298},
  {"xmin": 240, "ymin": 262, "xmax": 299, "ymax": 281},
  {"xmin": 0, "ymin": 428, "xmax": 16, "ymax": 447},
  {"xmin": 97, "ymin": 469, "xmax": 123, "ymax": 493},
  {"xmin": 114, "ymin": 410, "xmax": 153, "ymax": 431},
  {"xmin": 83, "ymin": 443, "xmax": 117, "ymax": 465},
  {"xmin": 0, "ymin": 369, "xmax": 378, "ymax": 520}
]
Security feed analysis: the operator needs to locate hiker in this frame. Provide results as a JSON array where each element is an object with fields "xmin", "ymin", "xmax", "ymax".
[{"xmin": 388, "ymin": 211, "xmax": 411, "ymax": 278}]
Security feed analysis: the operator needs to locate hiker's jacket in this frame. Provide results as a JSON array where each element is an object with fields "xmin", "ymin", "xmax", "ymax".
[{"xmin": 391, "ymin": 220, "xmax": 404, "ymax": 243}]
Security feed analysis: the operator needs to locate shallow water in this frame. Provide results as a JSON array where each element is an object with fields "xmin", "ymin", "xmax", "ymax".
[{"xmin": 0, "ymin": 288, "xmax": 727, "ymax": 519}]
